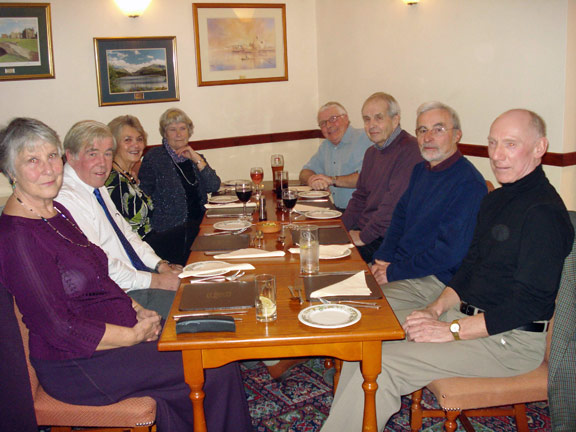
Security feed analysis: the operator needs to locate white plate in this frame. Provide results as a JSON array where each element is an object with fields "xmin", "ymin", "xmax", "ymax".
[
  {"xmin": 208, "ymin": 195, "xmax": 238, "ymax": 204},
  {"xmin": 321, "ymin": 248, "xmax": 352, "ymax": 260},
  {"xmin": 223, "ymin": 179, "xmax": 244, "ymax": 186},
  {"xmin": 298, "ymin": 304, "xmax": 361, "ymax": 329},
  {"xmin": 305, "ymin": 210, "xmax": 343, "ymax": 220},
  {"xmin": 182, "ymin": 261, "xmax": 232, "ymax": 277},
  {"xmin": 213, "ymin": 220, "xmax": 252, "ymax": 231},
  {"xmin": 299, "ymin": 190, "xmax": 330, "ymax": 199},
  {"xmin": 290, "ymin": 185, "xmax": 312, "ymax": 192}
]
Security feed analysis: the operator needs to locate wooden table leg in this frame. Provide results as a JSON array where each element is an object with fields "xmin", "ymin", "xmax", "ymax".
[
  {"xmin": 361, "ymin": 340, "xmax": 382, "ymax": 432},
  {"xmin": 182, "ymin": 350, "xmax": 207, "ymax": 432}
]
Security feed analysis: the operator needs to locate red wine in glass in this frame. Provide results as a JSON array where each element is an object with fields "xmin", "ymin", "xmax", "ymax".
[
  {"xmin": 282, "ymin": 189, "xmax": 298, "ymax": 224},
  {"xmin": 235, "ymin": 181, "xmax": 253, "ymax": 219}
]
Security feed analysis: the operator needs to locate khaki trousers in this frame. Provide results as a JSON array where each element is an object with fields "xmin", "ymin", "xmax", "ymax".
[
  {"xmin": 382, "ymin": 275, "xmax": 445, "ymax": 311},
  {"xmin": 319, "ymin": 307, "xmax": 547, "ymax": 431}
]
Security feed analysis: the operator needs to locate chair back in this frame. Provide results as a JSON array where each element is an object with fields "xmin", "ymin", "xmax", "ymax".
[{"xmin": 14, "ymin": 303, "xmax": 41, "ymax": 400}]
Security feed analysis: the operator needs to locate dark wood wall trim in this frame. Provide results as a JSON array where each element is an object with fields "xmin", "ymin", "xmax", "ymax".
[{"xmin": 151, "ymin": 129, "xmax": 576, "ymax": 167}]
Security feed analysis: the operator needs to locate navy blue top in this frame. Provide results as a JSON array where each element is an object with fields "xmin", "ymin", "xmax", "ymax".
[{"xmin": 374, "ymin": 152, "xmax": 487, "ymax": 284}]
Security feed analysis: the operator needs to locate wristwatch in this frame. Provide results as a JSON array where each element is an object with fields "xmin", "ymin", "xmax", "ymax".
[{"xmin": 449, "ymin": 319, "xmax": 461, "ymax": 340}]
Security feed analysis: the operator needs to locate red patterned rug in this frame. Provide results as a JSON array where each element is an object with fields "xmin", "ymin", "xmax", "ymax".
[{"xmin": 242, "ymin": 359, "xmax": 551, "ymax": 431}]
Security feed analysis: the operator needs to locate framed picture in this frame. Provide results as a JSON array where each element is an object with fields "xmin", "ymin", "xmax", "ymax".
[
  {"xmin": 193, "ymin": 3, "xmax": 288, "ymax": 86},
  {"xmin": 0, "ymin": 3, "xmax": 55, "ymax": 81},
  {"xmin": 93, "ymin": 36, "xmax": 179, "ymax": 107}
]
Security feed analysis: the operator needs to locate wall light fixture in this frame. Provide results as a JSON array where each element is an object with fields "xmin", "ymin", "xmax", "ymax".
[{"xmin": 114, "ymin": 0, "xmax": 152, "ymax": 18}]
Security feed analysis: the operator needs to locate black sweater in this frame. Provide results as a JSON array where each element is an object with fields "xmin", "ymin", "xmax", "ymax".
[{"xmin": 450, "ymin": 165, "xmax": 574, "ymax": 335}]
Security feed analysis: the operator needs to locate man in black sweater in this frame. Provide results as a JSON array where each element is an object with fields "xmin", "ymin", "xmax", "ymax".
[{"xmin": 320, "ymin": 109, "xmax": 574, "ymax": 431}]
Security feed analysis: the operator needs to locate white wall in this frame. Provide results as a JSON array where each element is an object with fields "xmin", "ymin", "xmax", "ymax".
[
  {"xmin": 315, "ymin": 0, "xmax": 575, "ymax": 209},
  {"xmin": 2, "ymin": 0, "xmax": 576, "ymax": 208},
  {"xmin": 0, "ymin": 0, "xmax": 321, "ymax": 194}
]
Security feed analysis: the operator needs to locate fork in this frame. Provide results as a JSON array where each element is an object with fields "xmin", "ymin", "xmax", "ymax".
[
  {"xmin": 204, "ymin": 227, "xmax": 249, "ymax": 236},
  {"xmin": 192, "ymin": 270, "xmax": 245, "ymax": 283},
  {"xmin": 318, "ymin": 297, "xmax": 380, "ymax": 309}
]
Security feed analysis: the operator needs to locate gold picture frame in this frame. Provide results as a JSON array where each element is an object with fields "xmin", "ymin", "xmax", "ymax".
[{"xmin": 193, "ymin": 3, "xmax": 288, "ymax": 86}]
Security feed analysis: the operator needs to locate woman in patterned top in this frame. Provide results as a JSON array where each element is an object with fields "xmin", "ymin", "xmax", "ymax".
[{"xmin": 106, "ymin": 115, "xmax": 153, "ymax": 238}]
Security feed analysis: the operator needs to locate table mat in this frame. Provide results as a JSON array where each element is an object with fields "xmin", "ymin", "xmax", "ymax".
[
  {"xmin": 191, "ymin": 234, "xmax": 250, "ymax": 252},
  {"xmin": 303, "ymin": 273, "xmax": 382, "ymax": 300},
  {"xmin": 179, "ymin": 281, "xmax": 256, "ymax": 311},
  {"xmin": 290, "ymin": 226, "xmax": 350, "ymax": 245}
]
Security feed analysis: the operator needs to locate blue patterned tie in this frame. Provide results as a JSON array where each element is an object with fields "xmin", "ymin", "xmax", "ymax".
[{"xmin": 93, "ymin": 188, "xmax": 149, "ymax": 271}]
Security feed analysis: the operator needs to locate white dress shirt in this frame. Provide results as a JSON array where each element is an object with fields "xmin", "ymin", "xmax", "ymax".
[{"xmin": 56, "ymin": 164, "xmax": 160, "ymax": 291}]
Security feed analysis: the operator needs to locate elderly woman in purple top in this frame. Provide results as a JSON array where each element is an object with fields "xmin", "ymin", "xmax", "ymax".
[{"xmin": 0, "ymin": 118, "xmax": 251, "ymax": 432}]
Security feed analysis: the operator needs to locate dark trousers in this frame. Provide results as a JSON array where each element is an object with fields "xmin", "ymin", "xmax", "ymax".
[
  {"xmin": 32, "ymin": 342, "xmax": 252, "ymax": 432},
  {"xmin": 145, "ymin": 218, "xmax": 202, "ymax": 266}
]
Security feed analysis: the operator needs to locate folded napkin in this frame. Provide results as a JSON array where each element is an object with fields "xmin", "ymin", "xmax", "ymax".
[
  {"xmin": 294, "ymin": 203, "xmax": 329, "ymax": 213},
  {"xmin": 289, "ymin": 244, "xmax": 354, "ymax": 259},
  {"xmin": 179, "ymin": 263, "xmax": 255, "ymax": 278},
  {"xmin": 213, "ymin": 248, "xmax": 286, "ymax": 260},
  {"xmin": 205, "ymin": 202, "xmax": 257, "ymax": 209},
  {"xmin": 310, "ymin": 271, "xmax": 371, "ymax": 298}
]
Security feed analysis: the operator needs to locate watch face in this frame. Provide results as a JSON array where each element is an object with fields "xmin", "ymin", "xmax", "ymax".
[{"xmin": 450, "ymin": 322, "xmax": 460, "ymax": 332}]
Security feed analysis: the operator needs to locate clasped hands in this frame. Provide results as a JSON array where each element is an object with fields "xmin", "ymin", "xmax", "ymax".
[
  {"xmin": 133, "ymin": 304, "xmax": 162, "ymax": 343},
  {"xmin": 307, "ymin": 173, "xmax": 333, "ymax": 191},
  {"xmin": 402, "ymin": 308, "xmax": 454, "ymax": 343}
]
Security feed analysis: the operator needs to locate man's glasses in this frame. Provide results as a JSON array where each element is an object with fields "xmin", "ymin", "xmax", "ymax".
[
  {"xmin": 415, "ymin": 125, "xmax": 455, "ymax": 137},
  {"xmin": 318, "ymin": 114, "xmax": 345, "ymax": 128}
]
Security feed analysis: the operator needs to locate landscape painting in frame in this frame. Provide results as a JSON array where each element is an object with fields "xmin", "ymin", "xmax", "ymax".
[
  {"xmin": 193, "ymin": 3, "xmax": 287, "ymax": 86},
  {"xmin": 0, "ymin": 3, "xmax": 54, "ymax": 80},
  {"xmin": 94, "ymin": 37, "xmax": 179, "ymax": 106}
]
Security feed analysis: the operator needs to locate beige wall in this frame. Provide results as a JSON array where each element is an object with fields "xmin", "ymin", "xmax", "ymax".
[{"xmin": 1, "ymin": 0, "xmax": 575, "ymax": 209}]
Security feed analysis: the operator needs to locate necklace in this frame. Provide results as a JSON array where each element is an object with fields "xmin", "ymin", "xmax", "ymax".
[
  {"xmin": 113, "ymin": 161, "xmax": 137, "ymax": 185},
  {"xmin": 15, "ymin": 196, "xmax": 91, "ymax": 248}
]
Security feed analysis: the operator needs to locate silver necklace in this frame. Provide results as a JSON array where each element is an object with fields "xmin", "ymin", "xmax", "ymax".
[{"xmin": 15, "ymin": 196, "xmax": 91, "ymax": 248}]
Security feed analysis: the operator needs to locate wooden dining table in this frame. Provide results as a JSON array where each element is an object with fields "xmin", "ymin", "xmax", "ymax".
[{"xmin": 157, "ymin": 183, "xmax": 405, "ymax": 431}]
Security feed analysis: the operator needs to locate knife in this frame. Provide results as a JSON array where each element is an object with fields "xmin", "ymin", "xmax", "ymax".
[{"xmin": 299, "ymin": 270, "xmax": 367, "ymax": 277}]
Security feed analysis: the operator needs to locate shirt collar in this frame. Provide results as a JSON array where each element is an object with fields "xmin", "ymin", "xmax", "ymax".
[
  {"xmin": 425, "ymin": 149, "xmax": 463, "ymax": 172},
  {"xmin": 375, "ymin": 125, "xmax": 402, "ymax": 150}
]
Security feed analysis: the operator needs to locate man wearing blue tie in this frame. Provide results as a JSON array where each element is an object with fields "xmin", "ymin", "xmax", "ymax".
[{"xmin": 56, "ymin": 120, "xmax": 180, "ymax": 317}]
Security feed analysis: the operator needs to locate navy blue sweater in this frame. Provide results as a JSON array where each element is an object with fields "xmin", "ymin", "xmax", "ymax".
[{"xmin": 374, "ymin": 154, "xmax": 487, "ymax": 284}]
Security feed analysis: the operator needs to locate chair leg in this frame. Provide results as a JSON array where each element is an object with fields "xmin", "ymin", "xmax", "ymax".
[
  {"xmin": 444, "ymin": 410, "xmax": 460, "ymax": 432},
  {"xmin": 458, "ymin": 413, "xmax": 476, "ymax": 432},
  {"xmin": 410, "ymin": 389, "xmax": 424, "ymax": 431},
  {"xmin": 513, "ymin": 403, "xmax": 530, "ymax": 432}
]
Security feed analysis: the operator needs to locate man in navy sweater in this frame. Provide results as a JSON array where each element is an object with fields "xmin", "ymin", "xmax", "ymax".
[{"xmin": 370, "ymin": 101, "xmax": 487, "ymax": 310}]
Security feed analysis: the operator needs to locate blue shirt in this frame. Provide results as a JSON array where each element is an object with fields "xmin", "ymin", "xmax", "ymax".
[{"xmin": 303, "ymin": 126, "xmax": 372, "ymax": 209}]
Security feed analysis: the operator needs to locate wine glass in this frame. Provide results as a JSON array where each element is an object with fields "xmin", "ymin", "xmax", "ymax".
[
  {"xmin": 250, "ymin": 167, "xmax": 264, "ymax": 199},
  {"xmin": 282, "ymin": 188, "xmax": 298, "ymax": 225},
  {"xmin": 235, "ymin": 180, "xmax": 253, "ymax": 220}
]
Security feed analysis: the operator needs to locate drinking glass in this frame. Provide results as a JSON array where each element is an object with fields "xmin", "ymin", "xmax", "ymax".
[
  {"xmin": 255, "ymin": 274, "xmax": 277, "ymax": 322},
  {"xmin": 235, "ymin": 180, "xmax": 253, "ymax": 220},
  {"xmin": 282, "ymin": 188, "xmax": 298, "ymax": 225},
  {"xmin": 271, "ymin": 154, "xmax": 284, "ymax": 186},
  {"xmin": 274, "ymin": 171, "xmax": 289, "ymax": 199},
  {"xmin": 299, "ymin": 225, "xmax": 320, "ymax": 275},
  {"xmin": 250, "ymin": 166, "xmax": 264, "ymax": 198}
]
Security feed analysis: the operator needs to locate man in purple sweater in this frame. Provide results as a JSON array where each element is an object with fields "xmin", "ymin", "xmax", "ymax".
[{"xmin": 342, "ymin": 92, "xmax": 422, "ymax": 262}]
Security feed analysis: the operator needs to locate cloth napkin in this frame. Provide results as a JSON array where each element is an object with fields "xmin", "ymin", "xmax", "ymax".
[
  {"xmin": 294, "ymin": 203, "xmax": 328, "ymax": 213},
  {"xmin": 289, "ymin": 244, "xmax": 354, "ymax": 259},
  {"xmin": 178, "ymin": 263, "xmax": 255, "ymax": 278},
  {"xmin": 213, "ymin": 248, "xmax": 286, "ymax": 260},
  {"xmin": 205, "ymin": 202, "xmax": 257, "ymax": 209},
  {"xmin": 310, "ymin": 271, "xmax": 371, "ymax": 298}
]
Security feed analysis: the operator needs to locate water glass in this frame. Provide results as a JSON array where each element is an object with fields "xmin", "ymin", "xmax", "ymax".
[
  {"xmin": 299, "ymin": 225, "xmax": 320, "ymax": 275},
  {"xmin": 255, "ymin": 274, "xmax": 277, "ymax": 322}
]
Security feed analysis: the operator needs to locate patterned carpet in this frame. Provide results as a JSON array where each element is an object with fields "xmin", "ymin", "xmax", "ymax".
[{"xmin": 242, "ymin": 358, "xmax": 552, "ymax": 432}]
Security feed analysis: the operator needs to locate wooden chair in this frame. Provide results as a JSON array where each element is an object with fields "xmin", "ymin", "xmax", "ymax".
[
  {"xmin": 15, "ymin": 304, "xmax": 157, "ymax": 432},
  {"xmin": 410, "ymin": 217, "xmax": 576, "ymax": 432}
]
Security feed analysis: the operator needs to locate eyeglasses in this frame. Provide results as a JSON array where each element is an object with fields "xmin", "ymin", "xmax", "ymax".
[
  {"xmin": 415, "ymin": 125, "xmax": 456, "ymax": 137},
  {"xmin": 318, "ymin": 114, "xmax": 345, "ymax": 128}
]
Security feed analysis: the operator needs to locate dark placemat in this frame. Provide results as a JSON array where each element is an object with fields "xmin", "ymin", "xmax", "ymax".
[
  {"xmin": 290, "ymin": 226, "xmax": 350, "ymax": 245},
  {"xmin": 179, "ymin": 281, "xmax": 256, "ymax": 311},
  {"xmin": 206, "ymin": 206, "xmax": 256, "ymax": 218},
  {"xmin": 303, "ymin": 272, "xmax": 382, "ymax": 300},
  {"xmin": 191, "ymin": 234, "xmax": 250, "ymax": 251}
]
